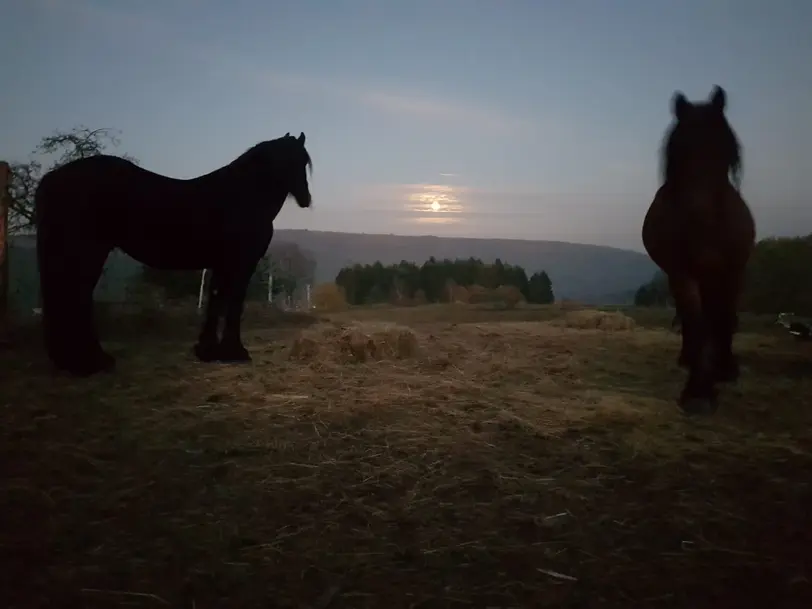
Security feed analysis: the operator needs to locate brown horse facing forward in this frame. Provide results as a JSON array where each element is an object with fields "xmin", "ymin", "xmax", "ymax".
[{"xmin": 642, "ymin": 86, "xmax": 756, "ymax": 415}]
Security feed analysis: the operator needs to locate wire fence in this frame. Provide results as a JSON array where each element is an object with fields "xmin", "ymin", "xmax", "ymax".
[{"xmin": 5, "ymin": 235, "xmax": 313, "ymax": 326}]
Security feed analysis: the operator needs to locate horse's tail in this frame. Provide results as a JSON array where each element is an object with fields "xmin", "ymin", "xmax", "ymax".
[{"xmin": 34, "ymin": 166, "xmax": 75, "ymax": 366}]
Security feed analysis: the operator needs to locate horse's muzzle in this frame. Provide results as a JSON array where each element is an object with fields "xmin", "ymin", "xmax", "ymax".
[{"xmin": 293, "ymin": 192, "xmax": 312, "ymax": 208}]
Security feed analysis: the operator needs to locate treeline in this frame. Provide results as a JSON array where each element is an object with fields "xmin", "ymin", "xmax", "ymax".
[
  {"xmin": 634, "ymin": 234, "xmax": 812, "ymax": 315},
  {"xmin": 335, "ymin": 257, "xmax": 554, "ymax": 305},
  {"xmin": 634, "ymin": 271, "xmax": 673, "ymax": 307}
]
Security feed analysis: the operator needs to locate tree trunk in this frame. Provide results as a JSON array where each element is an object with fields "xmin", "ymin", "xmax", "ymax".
[{"xmin": 0, "ymin": 161, "xmax": 10, "ymax": 341}]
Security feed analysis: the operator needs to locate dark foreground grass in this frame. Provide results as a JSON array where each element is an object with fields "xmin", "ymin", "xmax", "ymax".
[{"xmin": 1, "ymin": 304, "xmax": 811, "ymax": 608}]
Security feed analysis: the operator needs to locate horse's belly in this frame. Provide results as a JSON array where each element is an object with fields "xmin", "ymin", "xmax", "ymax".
[{"xmin": 117, "ymin": 233, "xmax": 218, "ymax": 270}]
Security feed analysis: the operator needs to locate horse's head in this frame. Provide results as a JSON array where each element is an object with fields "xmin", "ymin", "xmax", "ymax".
[
  {"xmin": 278, "ymin": 131, "xmax": 313, "ymax": 209},
  {"xmin": 662, "ymin": 85, "xmax": 742, "ymax": 191},
  {"xmin": 245, "ymin": 132, "xmax": 313, "ymax": 209}
]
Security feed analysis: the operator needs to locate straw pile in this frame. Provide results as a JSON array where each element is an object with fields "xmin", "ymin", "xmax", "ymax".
[{"xmin": 290, "ymin": 321, "xmax": 420, "ymax": 363}]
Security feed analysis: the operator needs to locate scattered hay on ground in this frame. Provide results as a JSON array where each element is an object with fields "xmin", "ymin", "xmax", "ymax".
[
  {"xmin": 290, "ymin": 321, "xmax": 420, "ymax": 363},
  {"xmin": 3, "ymin": 304, "xmax": 812, "ymax": 607},
  {"xmin": 556, "ymin": 298, "xmax": 583, "ymax": 310},
  {"xmin": 553, "ymin": 308, "xmax": 637, "ymax": 331}
]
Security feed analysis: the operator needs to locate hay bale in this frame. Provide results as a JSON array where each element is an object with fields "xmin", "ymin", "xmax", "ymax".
[
  {"xmin": 466, "ymin": 284, "xmax": 488, "ymax": 299},
  {"xmin": 289, "ymin": 336, "xmax": 320, "ymax": 359},
  {"xmin": 290, "ymin": 321, "xmax": 419, "ymax": 363},
  {"xmin": 467, "ymin": 285, "xmax": 525, "ymax": 309},
  {"xmin": 449, "ymin": 284, "xmax": 470, "ymax": 304},
  {"xmin": 555, "ymin": 309, "xmax": 636, "ymax": 331}
]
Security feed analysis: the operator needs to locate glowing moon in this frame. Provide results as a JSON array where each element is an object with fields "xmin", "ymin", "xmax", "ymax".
[{"xmin": 430, "ymin": 200, "xmax": 441, "ymax": 212}]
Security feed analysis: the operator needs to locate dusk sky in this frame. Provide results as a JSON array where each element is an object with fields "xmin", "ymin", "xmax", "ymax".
[{"xmin": 3, "ymin": 0, "xmax": 810, "ymax": 251}]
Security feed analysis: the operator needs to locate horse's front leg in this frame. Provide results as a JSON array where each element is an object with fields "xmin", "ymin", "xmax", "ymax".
[
  {"xmin": 704, "ymin": 272, "xmax": 744, "ymax": 383},
  {"xmin": 669, "ymin": 280, "xmax": 690, "ymax": 368},
  {"xmin": 194, "ymin": 269, "xmax": 225, "ymax": 362},
  {"xmin": 670, "ymin": 275, "xmax": 718, "ymax": 415},
  {"xmin": 674, "ymin": 310, "xmax": 689, "ymax": 366},
  {"xmin": 216, "ymin": 262, "xmax": 256, "ymax": 363}
]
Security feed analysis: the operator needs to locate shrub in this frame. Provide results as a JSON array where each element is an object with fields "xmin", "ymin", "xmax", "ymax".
[
  {"xmin": 449, "ymin": 284, "xmax": 470, "ymax": 304},
  {"xmin": 311, "ymin": 283, "xmax": 347, "ymax": 311},
  {"xmin": 494, "ymin": 284, "xmax": 525, "ymax": 309}
]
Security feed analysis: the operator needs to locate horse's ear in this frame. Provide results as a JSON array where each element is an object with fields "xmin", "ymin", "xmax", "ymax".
[
  {"xmin": 298, "ymin": 132, "xmax": 306, "ymax": 144},
  {"xmin": 284, "ymin": 132, "xmax": 291, "ymax": 138},
  {"xmin": 672, "ymin": 92, "xmax": 689, "ymax": 119},
  {"xmin": 709, "ymin": 85, "xmax": 726, "ymax": 111}
]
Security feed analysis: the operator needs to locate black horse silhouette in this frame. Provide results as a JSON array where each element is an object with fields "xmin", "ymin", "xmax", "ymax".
[
  {"xmin": 643, "ymin": 86, "xmax": 756, "ymax": 415},
  {"xmin": 35, "ymin": 131, "xmax": 313, "ymax": 377}
]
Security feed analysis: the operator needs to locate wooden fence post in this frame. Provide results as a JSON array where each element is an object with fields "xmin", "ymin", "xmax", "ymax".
[{"xmin": 0, "ymin": 160, "xmax": 10, "ymax": 341}]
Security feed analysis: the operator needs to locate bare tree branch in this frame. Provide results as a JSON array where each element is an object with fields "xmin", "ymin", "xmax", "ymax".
[
  {"xmin": 7, "ymin": 125, "xmax": 138, "ymax": 233},
  {"xmin": 7, "ymin": 160, "xmax": 41, "ymax": 232}
]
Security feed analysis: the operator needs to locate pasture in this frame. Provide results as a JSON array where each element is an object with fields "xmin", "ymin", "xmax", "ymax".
[{"xmin": 2, "ymin": 303, "xmax": 811, "ymax": 608}]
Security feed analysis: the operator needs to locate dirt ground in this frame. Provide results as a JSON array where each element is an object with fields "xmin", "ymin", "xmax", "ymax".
[{"xmin": 2, "ymin": 303, "xmax": 811, "ymax": 608}]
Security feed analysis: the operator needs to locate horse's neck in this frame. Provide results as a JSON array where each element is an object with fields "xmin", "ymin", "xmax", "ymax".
[
  {"xmin": 185, "ymin": 159, "xmax": 254, "ymax": 200},
  {"xmin": 185, "ymin": 159, "xmax": 287, "ymax": 214},
  {"xmin": 190, "ymin": 161, "xmax": 239, "ymax": 187},
  {"xmin": 666, "ymin": 176, "xmax": 731, "ymax": 197}
]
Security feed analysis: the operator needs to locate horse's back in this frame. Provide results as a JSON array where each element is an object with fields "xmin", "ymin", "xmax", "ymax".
[
  {"xmin": 33, "ymin": 152, "xmax": 277, "ymax": 271},
  {"xmin": 35, "ymin": 155, "xmax": 210, "ymax": 229},
  {"xmin": 41, "ymin": 154, "xmax": 177, "ymax": 197},
  {"xmin": 34, "ymin": 155, "xmax": 223, "ymax": 264}
]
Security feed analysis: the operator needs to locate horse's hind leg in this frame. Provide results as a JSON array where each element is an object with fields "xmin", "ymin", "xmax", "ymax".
[
  {"xmin": 670, "ymin": 275, "xmax": 718, "ymax": 415},
  {"xmin": 39, "ymin": 234, "xmax": 112, "ymax": 376}
]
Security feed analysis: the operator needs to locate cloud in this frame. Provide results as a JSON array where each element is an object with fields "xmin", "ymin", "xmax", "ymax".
[
  {"xmin": 412, "ymin": 215, "xmax": 462, "ymax": 225},
  {"xmin": 358, "ymin": 181, "xmax": 654, "ymax": 210},
  {"xmin": 340, "ymin": 181, "xmax": 812, "ymax": 247},
  {"xmin": 37, "ymin": 0, "xmax": 146, "ymax": 29},
  {"xmin": 353, "ymin": 90, "xmax": 529, "ymax": 134},
  {"xmin": 216, "ymin": 59, "xmax": 533, "ymax": 135},
  {"xmin": 32, "ymin": 0, "xmax": 535, "ymax": 136}
]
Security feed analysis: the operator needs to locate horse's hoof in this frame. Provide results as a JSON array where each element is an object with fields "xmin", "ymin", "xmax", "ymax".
[
  {"xmin": 679, "ymin": 398, "xmax": 717, "ymax": 416},
  {"xmin": 217, "ymin": 343, "xmax": 251, "ymax": 363},
  {"xmin": 678, "ymin": 390, "xmax": 719, "ymax": 416},
  {"xmin": 96, "ymin": 351, "xmax": 116, "ymax": 373},
  {"xmin": 194, "ymin": 342, "xmax": 221, "ymax": 363}
]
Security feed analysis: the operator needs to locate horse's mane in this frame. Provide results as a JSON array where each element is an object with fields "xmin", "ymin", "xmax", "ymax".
[
  {"xmin": 660, "ymin": 102, "xmax": 742, "ymax": 190},
  {"xmin": 232, "ymin": 136, "xmax": 313, "ymax": 174}
]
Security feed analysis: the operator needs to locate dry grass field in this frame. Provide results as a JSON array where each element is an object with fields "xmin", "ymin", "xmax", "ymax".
[{"xmin": 2, "ymin": 303, "xmax": 811, "ymax": 608}]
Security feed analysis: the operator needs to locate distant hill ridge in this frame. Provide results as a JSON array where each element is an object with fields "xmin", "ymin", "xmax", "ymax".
[
  {"xmin": 8, "ymin": 230, "xmax": 656, "ymax": 306},
  {"xmin": 275, "ymin": 229, "xmax": 655, "ymax": 304}
]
